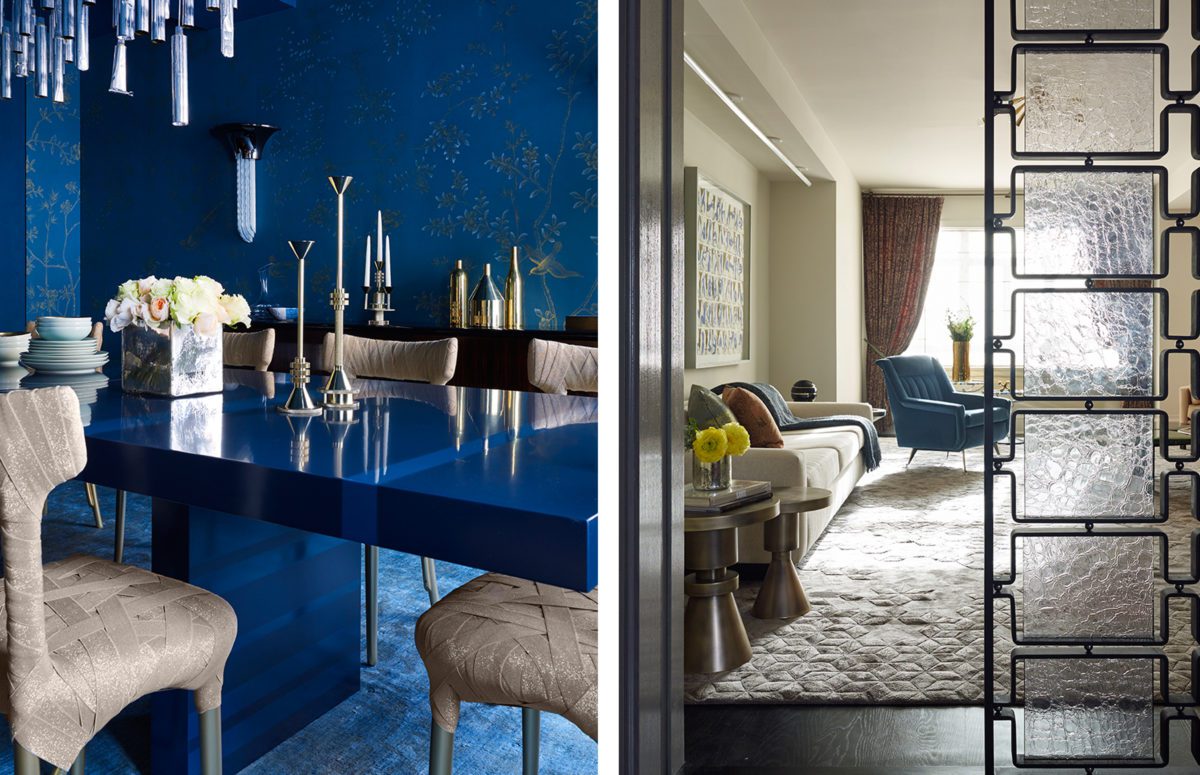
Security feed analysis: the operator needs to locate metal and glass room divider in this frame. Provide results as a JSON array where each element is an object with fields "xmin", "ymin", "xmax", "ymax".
[{"xmin": 985, "ymin": 0, "xmax": 1200, "ymax": 771}]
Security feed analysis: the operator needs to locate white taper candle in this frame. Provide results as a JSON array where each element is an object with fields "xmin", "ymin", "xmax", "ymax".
[{"xmin": 385, "ymin": 236, "xmax": 392, "ymax": 288}]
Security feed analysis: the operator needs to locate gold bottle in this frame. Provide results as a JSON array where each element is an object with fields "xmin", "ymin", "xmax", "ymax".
[
  {"xmin": 504, "ymin": 246, "xmax": 524, "ymax": 330},
  {"xmin": 449, "ymin": 259, "xmax": 468, "ymax": 328},
  {"xmin": 469, "ymin": 264, "xmax": 503, "ymax": 329}
]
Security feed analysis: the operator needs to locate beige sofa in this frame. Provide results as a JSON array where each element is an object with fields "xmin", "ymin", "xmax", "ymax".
[{"xmin": 723, "ymin": 400, "xmax": 873, "ymax": 563}]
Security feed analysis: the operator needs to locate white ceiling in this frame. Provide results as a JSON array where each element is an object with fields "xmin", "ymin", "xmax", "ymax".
[{"xmin": 741, "ymin": 0, "xmax": 986, "ymax": 191}]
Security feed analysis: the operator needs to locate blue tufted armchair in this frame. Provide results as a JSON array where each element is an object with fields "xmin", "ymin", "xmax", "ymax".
[{"xmin": 876, "ymin": 355, "xmax": 1011, "ymax": 471}]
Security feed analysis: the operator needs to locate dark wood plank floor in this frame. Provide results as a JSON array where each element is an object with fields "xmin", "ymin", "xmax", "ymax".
[{"xmin": 684, "ymin": 705, "xmax": 1199, "ymax": 774}]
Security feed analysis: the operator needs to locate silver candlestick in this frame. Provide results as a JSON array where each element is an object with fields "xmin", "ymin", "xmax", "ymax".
[
  {"xmin": 366, "ymin": 264, "xmax": 393, "ymax": 327},
  {"xmin": 278, "ymin": 239, "xmax": 322, "ymax": 416},
  {"xmin": 322, "ymin": 175, "xmax": 358, "ymax": 412}
]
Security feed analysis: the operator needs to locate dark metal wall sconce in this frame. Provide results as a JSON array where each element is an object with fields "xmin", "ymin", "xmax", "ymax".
[{"xmin": 212, "ymin": 123, "xmax": 280, "ymax": 244}]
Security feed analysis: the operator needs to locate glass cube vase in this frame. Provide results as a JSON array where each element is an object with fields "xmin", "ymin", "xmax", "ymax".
[
  {"xmin": 693, "ymin": 454, "xmax": 733, "ymax": 491},
  {"xmin": 121, "ymin": 325, "xmax": 223, "ymax": 397}
]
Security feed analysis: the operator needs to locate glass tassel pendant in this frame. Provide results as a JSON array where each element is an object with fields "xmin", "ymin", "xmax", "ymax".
[
  {"xmin": 151, "ymin": 0, "xmax": 165, "ymax": 42},
  {"xmin": 180, "ymin": 0, "xmax": 194, "ymax": 28},
  {"xmin": 218, "ymin": 0, "xmax": 232, "ymax": 58},
  {"xmin": 19, "ymin": 0, "xmax": 32, "ymax": 38},
  {"xmin": 236, "ymin": 154, "xmax": 256, "ymax": 242},
  {"xmin": 50, "ymin": 12, "xmax": 63, "ymax": 102},
  {"xmin": 171, "ymin": 25, "xmax": 188, "ymax": 126},
  {"xmin": 109, "ymin": 37, "xmax": 131, "ymax": 94},
  {"xmin": 63, "ymin": 0, "xmax": 75, "ymax": 40},
  {"xmin": 205, "ymin": 0, "xmax": 217, "ymax": 10},
  {"xmin": 1, "ymin": 29, "xmax": 11, "ymax": 99},
  {"xmin": 34, "ymin": 18, "xmax": 46, "ymax": 97},
  {"xmin": 135, "ymin": 0, "xmax": 149, "ymax": 35},
  {"xmin": 116, "ymin": 0, "xmax": 133, "ymax": 40},
  {"xmin": 75, "ymin": 0, "xmax": 87, "ymax": 71}
]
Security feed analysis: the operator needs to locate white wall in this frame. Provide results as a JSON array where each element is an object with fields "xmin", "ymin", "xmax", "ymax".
[{"xmin": 683, "ymin": 109, "xmax": 773, "ymax": 393}]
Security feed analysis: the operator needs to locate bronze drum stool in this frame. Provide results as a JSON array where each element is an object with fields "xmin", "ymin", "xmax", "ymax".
[
  {"xmin": 751, "ymin": 486, "xmax": 832, "ymax": 620},
  {"xmin": 684, "ymin": 497, "xmax": 779, "ymax": 674}
]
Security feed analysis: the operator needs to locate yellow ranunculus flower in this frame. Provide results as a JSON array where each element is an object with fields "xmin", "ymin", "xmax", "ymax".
[
  {"xmin": 692, "ymin": 427, "xmax": 728, "ymax": 464},
  {"xmin": 723, "ymin": 422, "xmax": 750, "ymax": 457}
]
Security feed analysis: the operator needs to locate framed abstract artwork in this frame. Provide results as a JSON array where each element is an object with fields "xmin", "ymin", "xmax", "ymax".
[{"xmin": 684, "ymin": 167, "xmax": 751, "ymax": 368}]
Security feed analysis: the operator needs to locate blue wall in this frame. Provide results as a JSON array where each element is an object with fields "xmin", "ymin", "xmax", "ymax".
[
  {"xmin": 81, "ymin": 0, "xmax": 598, "ymax": 329},
  {"xmin": 0, "ymin": 70, "xmax": 81, "ymax": 331}
]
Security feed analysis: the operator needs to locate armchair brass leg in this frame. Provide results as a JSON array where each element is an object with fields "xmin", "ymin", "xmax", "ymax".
[
  {"xmin": 113, "ymin": 490, "xmax": 127, "ymax": 564},
  {"xmin": 13, "ymin": 742, "xmax": 39, "ymax": 775},
  {"xmin": 421, "ymin": 556, "xmax": 440, "ymax": 606},
  {"xmin": 365, "ymin": 545, "xmax": 379, "ymax": 667},
  {"xmin": 85, "ymin": 483, "xmax": 103, "ymax": 528},
  {"xmin": 522, "ymin": 708, "xmax": 541, "ymax": 775},
  {"xmin": 430, "ymin": 721, "xmax": 454, "ymax": 775},
  {"xmin": 905, "ymin": 448, "xmax": 918, "ymax": 468},
  {"xmin": 199, "ymin": 707, "xmax": 222, "ymax": 775}
]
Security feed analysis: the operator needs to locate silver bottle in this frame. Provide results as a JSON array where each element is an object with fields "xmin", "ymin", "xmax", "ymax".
[
  {"xmin": 468, "ymin": 264, "xmax": 503, "ymax": 329},
  {"xmin": 449, "ymin": 260, "xmax": 468, "ymax": 328},
  {"xmin": 504, "ymin": 246, "xmax": 524, "ymax": 330}
]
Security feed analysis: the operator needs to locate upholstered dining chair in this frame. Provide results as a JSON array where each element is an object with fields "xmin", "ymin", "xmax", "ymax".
[
  {"xmin": 0, "ymin": 387, "xmax": 236, "ymax": 775},
  {"xmin": 223, "ymin": 328, "xmax": 276, "ymax": 371},
  {"xmin": 320, "ymin": 333, "xmax": 459, "ymax": 667},
  {"xmin": 27, "ymin": 321, "xmax": 107, "ymax": 530},
  {"xmin": 527, "ymin": 339, "xmax": 598, "ymax": 395},
  {"xmin": 876, "ymin": 354, "xmax": 1011, "ymax": 471},
  {"xmin": 416, "ymin": 574, "xmax": 597, "ymax": 775},
  {"xmin": 110, "ymin": 327, "xmax": 281, "ymax": 566}
]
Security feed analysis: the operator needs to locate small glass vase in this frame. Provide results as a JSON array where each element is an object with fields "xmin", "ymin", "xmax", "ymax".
[{"xmin": 692, "ymin": 454, "xmax": 732, "ymax": 492}]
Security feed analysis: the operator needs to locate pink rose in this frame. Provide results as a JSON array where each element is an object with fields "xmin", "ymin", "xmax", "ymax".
[{"xmin": 147, "ymin": 297, "xmax": 170, "ymax": 325}]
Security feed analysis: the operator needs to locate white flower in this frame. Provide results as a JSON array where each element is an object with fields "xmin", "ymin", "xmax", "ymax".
[
  {"xmin": 195, "ymin": 276, "xmax": 225, "ymax": 298},
  {"xmin": 170, "ymin": 277, "xmax": 204, "ymax": 325},
  {"xmin": 146, "ymin": 297, "xmax": 171, "ymax": 325},
  {"xmin": 117, "ymin": 280, "xmax": 140, "ymax": 302},
  {"xmin": 150, "ymin": 278, "xmax": 173, "ymax": 300},
  {"xmin": 108, "ymin": 298, "xmax": 140, "ymax": 332},
  {"xmin": 137, "ymin": 276, "xmax": 159, "ymax": 300},
  {"xmin": 193, "ymin": 312, "xmax": 220, "ymax": 337},
  {"xmin": 218, "ymin": 295, "xmax": 251, "ymax": 328}
]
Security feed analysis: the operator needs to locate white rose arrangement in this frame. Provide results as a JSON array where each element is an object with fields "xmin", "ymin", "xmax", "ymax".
[{"xmin": 105, "ymin": 275, "xmax": 251, "ymax": 335}]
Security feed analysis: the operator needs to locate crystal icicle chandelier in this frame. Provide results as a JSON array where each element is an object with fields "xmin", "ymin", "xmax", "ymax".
[{"xmin": 0, "ymin": 0, "xmax": 235, "ymax": 127}]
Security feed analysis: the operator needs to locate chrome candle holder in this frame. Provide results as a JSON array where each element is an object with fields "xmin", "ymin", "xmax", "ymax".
[
  {"xmin": 322, "ymin": 175, "xmax": 358, "ymax": 413},
  {"xmin": 366, "ymin": 266, "xmax": 393, "ymax": 327},
  {"xmin": 278, "ymin": 239, "xmax": 323, "ymax": 417},
  {"xmin": 362, "ymin": 211, "xmax": 393, "ymax": 326}
]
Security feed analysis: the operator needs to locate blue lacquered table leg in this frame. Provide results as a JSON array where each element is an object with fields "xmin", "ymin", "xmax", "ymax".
[{"xmin": 150, "ymin": 500, "xmax": 361, "ymax": 775}]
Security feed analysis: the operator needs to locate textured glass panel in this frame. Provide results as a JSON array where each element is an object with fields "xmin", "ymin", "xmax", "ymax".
[
  {"xmin": 1025, "ymin": 658, "xmax": 1155, "ymax": 760},
  {"xmin": 1025, "ymin": 0, "xmax": 1156, "ymax": 30},
  {"xmin": 1023, "ymin": 172, "xmax": 1154, "ymax": 276},
  {"xmin": 1023, "ymin": 413, "xmax": 1155, "ymax": 517},
  {"xmin": 1022, "ymin": 292, "xmax": 1154, "ymax": 397},
  {"xmin": 1024, "ymin": 52, "xmax": 1156, "ymax": 153},
  {"xmin": 1022, "ymin": 535, "xmax": 1156, "ymax": 640}
]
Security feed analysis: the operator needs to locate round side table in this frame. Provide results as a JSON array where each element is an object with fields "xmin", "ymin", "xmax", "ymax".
[
  {"xmin": 751, "ymin": 486, "xmax": 832, "ymax": 620},
  {"xmin": 684, "ymin": 497, "xmax": 780, "ymax": 674}
]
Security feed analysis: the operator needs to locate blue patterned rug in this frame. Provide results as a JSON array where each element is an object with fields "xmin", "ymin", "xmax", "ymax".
[{"xmin": 0, "ymin": 485, "xmax": 596, "ymax": 774}]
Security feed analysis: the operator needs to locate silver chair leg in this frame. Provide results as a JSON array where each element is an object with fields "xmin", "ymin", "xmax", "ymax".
[
  {"xmin": 430, "ymin": 721, "xmax": 454, "ymax": 775},
  {"xmin": 41, "ymin": 499, "xmax": 48, "ymax": 518},
  {"xmin": 13, "ymin": 742, "xmax": 39, "ymax": 775},
  {"xmin": 199, "ymin": 707, "xmax": 222, "ymax": 775},
  {"xmin": 522, "ymin": 708, "xmax": 540, "ymax": 775},
  {"xmin": 69, "ymin": 748, "xmax": 85, "ymax": 775},
  {"xmin": 365, "ymin": 545, "xmax": 379, "ymax": 667},
  {"xmin": 905, "ymin": 448, "xmax": 918, "ymax": 468},
  {"xmin": 113, "ymin": 490, "xmax": 127, "ymax": 564},
  {"xmin": 961, "ymin": 450, "xmax": 967, "ymax": 473},
  {"xmin": 85, "ymin": 483, "xmax": 103, "ymax": 528},
  {"xmin": 421, "ymin": 556, "xmax": 440, "ymax": 606}
]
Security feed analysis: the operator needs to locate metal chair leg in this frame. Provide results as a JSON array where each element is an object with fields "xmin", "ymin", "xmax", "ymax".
[
  {"xmin": 13, "ymin": 742, "xmax": 40, "ymax": 775},
  {"xmin": 199, "ymin": 707, "xmax": 222, "ymax": 775},
  {"xmin": 113, "ymin": 490, "xmax": 127, "ymax": 564},
  {"xmin": 905, "ymin": 448, "xmax": 918, "ymax": 468},
  {"xmin": 961, "ymin": 450, "xmax": 968, "ymax": 473},
  {"xmin": 85, "ymin": 483, "xmax": 103, "ymax": 528},
  {"xmin": 365, "ymin": 545, "xmax": 379, "ymax": 667},
  {"xmin": 69, "ymin": 748, "xmax": 85, "ymax": 775},
  {"xmin": 421, "ymin": 556, "xmax": 440, "ymax": 606},
  {"xmin": 430, "ymin": 721, "xmax": 454, "ymax": 775},
  {"xmin": 522, "ymin": 708, "xmax": 541, "ymax": 775}
]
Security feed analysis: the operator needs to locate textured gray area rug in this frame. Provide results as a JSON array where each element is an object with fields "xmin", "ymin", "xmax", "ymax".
[{"xmin": 684, "ymin": 437, "xmax": 1195, "ymax": 705}]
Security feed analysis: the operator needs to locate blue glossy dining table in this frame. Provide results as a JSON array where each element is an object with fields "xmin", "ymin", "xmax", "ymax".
[{"xmin": 52, "ymin": 367, "xmax": 599, "ymax": 774}]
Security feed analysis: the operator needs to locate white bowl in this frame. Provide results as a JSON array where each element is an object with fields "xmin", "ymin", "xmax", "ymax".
[
  {"xmin": 0, "ymin": 333, "xmax": 31, "ymax": 366},
  {"xmin": 36, "ymin": 318, "xmax": 93, "ymax": 341}
]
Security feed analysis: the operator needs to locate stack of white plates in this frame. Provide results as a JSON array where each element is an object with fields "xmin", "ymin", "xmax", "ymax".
[{"xmin": 20, "ymin": 320, "xmax": 108, "ymax": 375}]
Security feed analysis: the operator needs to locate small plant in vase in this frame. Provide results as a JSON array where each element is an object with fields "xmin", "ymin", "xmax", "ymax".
[
  {"xmin": 946, "ymin": 309, "xmax": 975, "ymax": 383},
  {"xmin": 686, "ymin": 418, "xmax": 751, "ymax": 491}
]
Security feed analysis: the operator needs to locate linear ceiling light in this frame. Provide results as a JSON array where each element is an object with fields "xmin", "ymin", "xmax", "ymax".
[{"xmin": 684, "ymin": 51, "xmax": 812, "ymax": 186}]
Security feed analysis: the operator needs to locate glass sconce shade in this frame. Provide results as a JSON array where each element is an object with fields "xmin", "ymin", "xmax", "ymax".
[{"xmin": 212, "ymin": 124, "xmax": 280, "ymax": 244}]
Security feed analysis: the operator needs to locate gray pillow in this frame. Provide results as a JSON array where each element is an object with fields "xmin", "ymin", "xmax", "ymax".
[{"xmin": 687, "ymin": 384, "xmax": 735, "ymax": 429}]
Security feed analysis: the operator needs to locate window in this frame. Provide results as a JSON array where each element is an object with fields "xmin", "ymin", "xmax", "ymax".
[{"xmin": 903, "ymin": 228, "xmax": 1080, "ymax": 370}]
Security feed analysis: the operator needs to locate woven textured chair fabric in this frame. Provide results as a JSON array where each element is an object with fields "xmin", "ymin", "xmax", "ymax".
[
  {"xmin": 321, "ymin": 334, "xmax": 458, "ymax": 385},
  {"xmin": 527, "ymin": 339, "xmax": 598, "ymax": 395},
  {"xmin": 0, "ymin": 388, "xmax": 236, "ymax": 769},
  {"xmin": 223, "ymin": 329, "xmax": 276, "ymax": 371},
  {"xmin": 415, "ymin": 573, "xmax": 598, "ymax": 740}
]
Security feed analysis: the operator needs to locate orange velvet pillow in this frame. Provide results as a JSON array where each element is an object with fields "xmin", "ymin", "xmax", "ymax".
[{"xmin": 722, "ymin": 386, "xmax": 784, "ymax": 448}]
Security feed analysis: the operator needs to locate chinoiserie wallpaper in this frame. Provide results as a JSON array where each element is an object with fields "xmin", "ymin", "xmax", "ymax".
[{"xmin": 80, "ymin": 0, "xmax": 598, "ymax": 330}]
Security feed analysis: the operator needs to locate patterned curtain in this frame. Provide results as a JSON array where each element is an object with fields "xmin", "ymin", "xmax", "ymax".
[
  {"xmin": 863, "ymin": 194, "xmax": 945, "ymax": 433},
  {"xmin": 1092, "ymin": 278, "xmax": 1155, "ymax": 409}
]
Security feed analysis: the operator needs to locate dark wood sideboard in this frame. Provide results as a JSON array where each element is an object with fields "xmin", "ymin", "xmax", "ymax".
[{"xmin": 257, "ymin": 321, "xmax": 597, "ymax": 392}]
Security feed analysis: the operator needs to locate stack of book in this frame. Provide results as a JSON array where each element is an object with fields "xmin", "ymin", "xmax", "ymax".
[{"xmin": 684, "ymin": 480, "xmax": 772, "ymax": 514}]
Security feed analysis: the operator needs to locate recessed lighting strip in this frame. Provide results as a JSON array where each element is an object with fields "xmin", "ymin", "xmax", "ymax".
[{"xmin": 684, "ymin": 51, "xmax": 812, "ymax": 186}]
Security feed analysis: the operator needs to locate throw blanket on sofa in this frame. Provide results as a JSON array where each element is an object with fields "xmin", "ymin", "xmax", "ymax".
[{"xmin": 713, "ymin": 382, "xmax": 882, "ymax": 472}]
